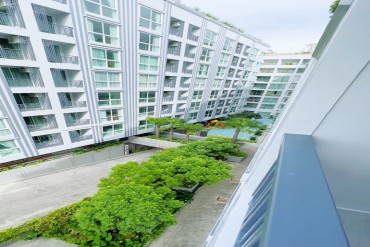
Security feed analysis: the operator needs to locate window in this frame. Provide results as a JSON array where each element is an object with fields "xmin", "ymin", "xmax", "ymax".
[
  {"xmin": 194, "ymin": 78, "xmax": 206, "ymax": 88},
  {"xmin": 203, "ymin": 30, "xmax": 216, "ymax": 47},
  {"xmin": 198, "ymin": 64, "xmax": 209, "ymax": 76},
  {"xmin": 262, "ymin": 97, "xmax": 278, "ymax": 103},
  {"xmin": 278, "ymin": 104, "xmax": 285, "ymax": 109},
  {"xmin": 253, "ymin": 83, "xmax": 267, "ymax": 89},
  {"xmin": 266, "ymin": 91, "xmax": 282, "ymax": 97},
  {"xmin": 192, "ymin": 91, "xmax": 203, "ymax": 100},
  {"xmin": 84, "ymin": 0, "xmax": 117, "ymax": 19},
  {"xmin": 204, "ymin": 110, "xmax": 213, "ymax": 118},
  {"xmin": 289, "ymin": 83, "xmax": 297, "ymax": 89},
  {"xmin": 272, "ymin": 76, "xmax": 290, "ymax": 83},
  {"xmin": 215, "ymin": 109, "xmax": 222, "ymax": 115},
  {"xmin": 138, "ymin": 120, "xmax": 154, "ymax": 130},
  {"xmin": 269, "ymin": 84, "xmax": 286, "ymax": 90},
  {"xmin": 281, "ymin": 97, "xmax": 289, "ymax": 103},
  {"xmin": 0, "ymin": 140, "xmax": 20, "ymax": 157},
  {"xmin": 207, "ymin": 101, "xmax": 216, "ymax": 109},
  {"xmin": 286, "ymin": 90, "xmax": 293, "ymax": 96},
  {"xmin": 200, "ymin": 48, "xmax": 213, "ymax": 62},
  {"xmin": 139, "ymin": 74, "xmax": 157, "ymax": 88},
  {"xmin": 257, "ymin": 76, "xmax": 271, "ymax": 82},
  {"xmin": 216, "ymin": 67, "xmax": 226, "ymax": 78},
  {"xmin": 219, "ymin": 53, "xmax": 230, "ymax": 65},
  {"xmin": 103, "ymin": 124, "xmax": 123, "ymax": 137},
  {"xmin": 139, "ymin": 55, "xmax": 159, "ymax": 71},
  {"xmin": 297, "ymin": 68, "xmax": 306, "ymax": 73},
  {"xmin": 243, "ymin": 71, "xmax": 250, "ymax": 79},
  {"xmin": 218, "ymin": 100, "xmax": 225, "ymax": 106},
  {"xmin": 98, "ymin": 92, "xmax": 122, "ymax": 106},
  {"xmin": 139, "ymin": 91, "xmax": 156, "ymax": 104},
  {"xmin": 245, "ymin": 103, "xmax": 257, "ymax": 108},
  {"xmin": 189, "ymin": 102, "xmax": 200, "ymax": 111},
  {"xmin": 139, "ymin": 106, "xmax": 155, "ymax": 118},
  {"xmin": 230, "ymin": 107, "xmax": 236, "ymax": 113},
  {"xmin": 188, "ymin": 112, "xmax": 198, "ymax": 120},
  {"xmin": 87, "ymin": 19, "xmax": 118, "ymax": 45},
  {"xmin": 210, "ymin": 90, "xmax": 219, "ymax": 99},
  {"xmin": 0, "ymin": 120, "xmax": 10, "ymax": 136},
  {"xmin": 223, "ymin": 38, "xmax": 234, "ymax": 52},
  {"xmin": 139, "ymin": 32, "xmax": 160, "ymax": 52},
  {"xmin": 139, "ymin": 6, "xmax": 161, "ymax": 31},
  {"xmin": 293, "ymin": 75, "xmax": 301, "ymax": 82},
  {"xmin": 236, "ymin": 90, "xmax": 243, "ymax": 97},
  {"xmin": 92, "ymin": 48, "xmax": 120, "ymax": 68},
  {"xmin": 99, "ymin": 109, "xmax": 122, "ymax": 122},
  {"xmin": 212, "ymin": 79, "xmax": 223, "ymax": 88},
  {"xmin": 95, "ymin": 71, "xmax": 121, "ymax": 88},
  {"xmin": 232, "ymin": 99, "xmax": 239, "ymax": 106}
]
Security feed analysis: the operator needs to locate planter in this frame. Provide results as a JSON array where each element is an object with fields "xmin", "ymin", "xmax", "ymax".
[
  {"xmin": 172, "ymin": 182, "xmax": 201, "ymax": 193},
  {"xmin": 225, "ymin": 155, "xmax": 245, "ymax": 163}
]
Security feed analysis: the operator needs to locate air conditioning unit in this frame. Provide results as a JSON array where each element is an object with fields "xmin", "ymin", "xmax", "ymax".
[
  {"xmin": 0, "ymin": 0, "xmax": 9, "ymax": 8},
  {"xmin": 18, "ymin": 67, "xmax": 31, "ymax": 73},
  {"xmin": 171, "ymin": 21, "xmax": 181, "ymax": 27},
  {"xmin": 8, "ymin": 36, "xmax": 21, "ymax": 44}
]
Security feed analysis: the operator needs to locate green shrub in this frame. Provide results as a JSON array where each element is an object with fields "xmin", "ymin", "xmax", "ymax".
[
  {"xmin": 254, "ymin": 130, "xmax": 263, "ymax": 136},
  {"xmin": 250, "ymin": 136, "xmax": 257, "ymax": 141}
]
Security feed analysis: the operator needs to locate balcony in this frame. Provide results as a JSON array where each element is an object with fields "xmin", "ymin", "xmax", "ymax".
[
  {"xmin": 235, "ymin": 43, "xmax": 243, "ymax": 54},
  {"xmin": 33, "ymin": 133, "xmax": 63, "ymax": 149},
  {"xmin": 59, "ymin": 93, "xmax": 86, "ymax": 109},
  {"xmin": 162, "ymin": 92, "xmax": 174, "ymax": 102},
  {"xmin": 0, "ymin": 0, "xmax": 24, "ymax": 27},
  {"xmin": 0, "ymin": 36, "xmax": 35, "ymax": 60},
  {"xmin": 167, "ymin": 46, "xmax": 181, "ymax": 56},
  {"xmin": 43, "ymin": 40, "xmax": 79, "ymax": 64},
  {"xmin": 64, "ymin": 112, "xmax": 90, "ymax": 127},
  {"xmin": 24, "ymin": 115, "xmax": 58, "ymax": 132},
  {"xmin": 33, "ymin": 4, "xmax": 73, "ymax": 37},
  {"xmin": 166, "ymin": 59, "xmax": 178, "ymax": 73},
  {"xmin": 177, "ymin": 91, "xmax": 188, "ymax": 101},
  {"xmin": 69, "ymin": 129, "xmax": 92, "ymax": 143},
  {"xmin": 14, "ymin": 93, "xmax": 51, "ymax": 112},
  {"xmin": 176, "ymin": 103, "xmax": 186, "ymax": 113},
  {"xmin": 161, "ymin": 105, "xmax": 173, "ymax": 115},
  {"xmin": 169, "ymin": 18, "xmax": 184, "ymax": 37},
  {"xmin": 51, "ymin": 69, "xmax": 82, "ymax": 87},
  {"xmin": 187, "ymin": 24, "xmax": 200, "ymax": 42},
  {"xmin": 52, "ymin": 0, "xmax": 67, "ymax": 3}
]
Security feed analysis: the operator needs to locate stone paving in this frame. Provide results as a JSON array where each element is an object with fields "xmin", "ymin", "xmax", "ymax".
[{"xmin": 1, "ymin": 142, "xmax": 258, "ymax": 247}]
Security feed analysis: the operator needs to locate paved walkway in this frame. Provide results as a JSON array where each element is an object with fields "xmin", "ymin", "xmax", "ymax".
[
  {"xmin": 0, "ymin": 150, "xmax": 157, "ymax": 231},
  {"xmin": 1, "ymin": 142, "xmax": 258, "ymax": 247}
]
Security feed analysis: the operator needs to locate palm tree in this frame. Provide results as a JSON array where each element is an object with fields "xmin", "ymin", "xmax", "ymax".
[
  {"xmin": 146, "ymin": 116, "xmax": 170, "ymax": 139},
  {"xmin": 219, "ymin": 117, "xmax": 263, "ymax": 143},
  {"xmin": 176, "ymin": 123, "xmax": 203, "ymax": 142}
]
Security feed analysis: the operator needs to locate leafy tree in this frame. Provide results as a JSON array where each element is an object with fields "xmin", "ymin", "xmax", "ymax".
[
  {"xmin": 330, "ymin": 0, "xmax": 340, "ymax": 14},
  {"xmin": 160, "ymin": 118, "xmax": 186, "ymax": 141},
  {"xmin": 76, "ymin": 184, "xmax": 182, "ymax": 246},
  {"xmin": 176, "ymin": 123, "xmax": 203, "ymax": 142},
  {"xmin": 217, "ymin": 117, "xmax": 263, "ymax": 143},
  {"xmin": 179, "ymin": 138, "xmax": 242, "ymax": 159},
  {"xmin": 146, "ymin": 116, "xmax": 170, "ymax": 138}
]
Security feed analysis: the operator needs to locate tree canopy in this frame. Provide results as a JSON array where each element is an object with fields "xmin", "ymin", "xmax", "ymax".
[{"xmin": 330, "ymin": 0, "xmax": 340, "ymax": 14}]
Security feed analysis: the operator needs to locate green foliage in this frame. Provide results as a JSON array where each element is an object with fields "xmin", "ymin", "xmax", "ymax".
[
  {"xmin": 73, "ymin": 140, "xmax": 121, "ymax": 154},
  {"xmin": 176, "ymin": 123, "xmax": 203, "ymax": 142},
  {"xmin": 254, "ymin": 130, "xmax": 263, "ymax": 136},
  {"xmin": 250, "ymin": 136, "xmax": 257, "ymax": 141},
  {"xmin": 217, "ymin": 117, "xmax": 263, "ymax": 143},
  {"xmin": 75, "ymin": 184, "xmax": 182, "ymax": 246},
  {"xmin": 330, "ymin": 0, "xmax": 340, "ymax": 13},
  {"xmin": 147, "ymin": 116, "xmax": 171, "ymax": 138},
  {"xmin": 0, "ymin": 159, "xmax": 48, "ymax": 173},
  {"xmin": 230, "ymin": 111, "xmax": 262, "ymax": 119},
  {"xmin": 0, "ymin": 199, "xmax": 89, "ymax": 245}
]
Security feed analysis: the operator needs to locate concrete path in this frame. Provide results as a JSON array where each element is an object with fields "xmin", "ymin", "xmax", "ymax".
[
  {"xmin": 149, "ymin": 143, "xmax": 258, "ymax": 247},
  {"xmin": 0, "ymin": 149, "xmax": 157, "ymax": 231}
]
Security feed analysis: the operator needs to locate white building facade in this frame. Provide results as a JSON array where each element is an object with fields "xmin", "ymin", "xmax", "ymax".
[
  {"xmin": 0, "ymin": 0, "xmax": 268, "ymax": 163},
  {"xmin": 206, "ymin": 0, "xmax": 370, "ymax": 246},
  {"xmin": 245, "ymin": 53, "xmax": 311, "ymax": 118}
]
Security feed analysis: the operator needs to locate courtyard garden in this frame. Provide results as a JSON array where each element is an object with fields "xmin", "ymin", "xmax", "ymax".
[{"xmin": 0, "ymin": 138, "xmax": 245, "ymax": 247}]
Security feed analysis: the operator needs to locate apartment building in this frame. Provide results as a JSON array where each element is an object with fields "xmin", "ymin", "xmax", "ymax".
[
  {"xmin": 206, "ymin": 0, "xmax": 370, "ymax": 246},
  {"xmin": 245, "ymin": 53, "xmax": 311, "ymax": 118},
  {"xmin": 0, "ymin": 0, "xmax": 268, "ymax": 163}
]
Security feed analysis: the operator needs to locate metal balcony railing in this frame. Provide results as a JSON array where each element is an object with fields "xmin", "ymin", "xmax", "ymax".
[
  {"xmin": 52, "ymin": 0, "xmax": 67, "ymax": 3},
  {"xmin": 18, "ymin": 101, "xmax": 51, "ymax": 112},
  {"xmin": 182, "ymin": 68, "xmax": 192, "ymax": 74},
  {"xmin": 60, "ymin": 100, "xmax": 87, "ymax": 109},
  {"xmin": 48, "ymin": 55, "xmax": 79, "ymax": 64},
  {"xmin": 6, "ymin": 78, "xmax": 43, "ymax": 87},
  {"xmin": 0, "ymin": 12, "xmax": 10, "ymax": 26},
  {"xmin": 162, "ymin": 95, "xmax": 174, "ymax": 102},
  {"xmin": 34, "ymin": 137, "xmax": 63, "ymax": 149},
  {"xmin": 66, "ymin": 119, "xmax": 90, "ymax": 127},
  {"xmin": 55, "ymin": 79, "xmax": 83, "ymax": 88},
  {"xmin": 0, "ymin": 49, "xmax": 23, "ymax": 60},
  {"xmin": 46, "ymin": 22, "xmax": 73, "ymax": 37},
  {"xmin": 166, "ymin": 66, "xmax": 178, "ymax": 73},
  {"xmin": 71, "ymin": 134, "xmax": 92, "ymax": 143},
  {"xmin": 162, "ymin": 108, "xmax": 171, "ymax": 114},
  {"xmin": 184, "ymin": 52, "xmax": 195, "ymax": 59},
  {"xmin": 164, "ymin": 82, "xmax": 176, "ymax": 88},
  {"xmin": 167, "ymin": 47, "xmax": 180, "ymax": 56},
  {"xmin": 27, "ymin": 120, "xmax": 58, "ymax": 132},
  {"xmin": 188, "ymin": 34, "xmax": 199, "ymax": 42},
  {"xmin": 169, "ymin": 28, "xmax": 182, "ymax": 37}
]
